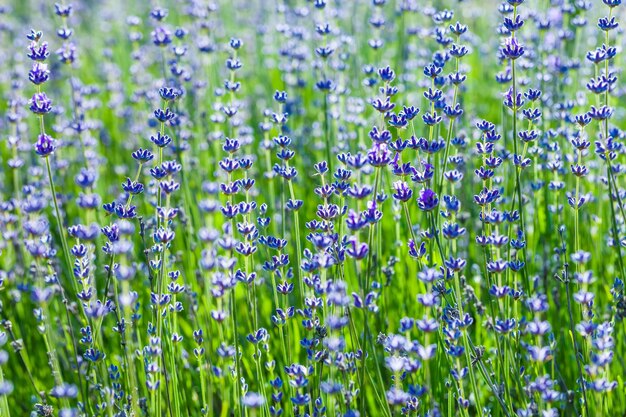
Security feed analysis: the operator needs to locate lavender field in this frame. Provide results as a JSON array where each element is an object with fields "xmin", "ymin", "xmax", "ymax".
[{"xmin": 1, "ymin": 0, "xmax": 625, "ymax": 416}]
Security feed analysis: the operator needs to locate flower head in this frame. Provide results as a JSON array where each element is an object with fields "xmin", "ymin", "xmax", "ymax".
[
  {"xmin": 34, "ymin": 133, "xmax": 56, "ymax": 157},
  {"xmin": 417, "ymin": 188, "xmax": 439, "ymax": 211}
]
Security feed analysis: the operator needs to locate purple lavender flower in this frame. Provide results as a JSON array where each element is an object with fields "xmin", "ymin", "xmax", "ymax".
[
  {"xmin": 34, "ymin": 133, "xmax": 56, "ymax": 157},
  {"xmin": 417, "ymin": 188, "xmax": 438, "ymax": 211},
  {"xmin": 29, "ymin": 92, "xmax": 52, "ymax": 115}
]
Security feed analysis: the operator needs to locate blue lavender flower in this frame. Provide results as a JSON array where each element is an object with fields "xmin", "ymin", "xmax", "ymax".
[{"xmin": 417, "ymin": 188, "xmax": 438, "ymax": 211}]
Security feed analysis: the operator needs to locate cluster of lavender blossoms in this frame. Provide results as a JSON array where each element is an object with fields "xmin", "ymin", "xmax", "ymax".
[{"xmin": 1, "ymin": 0, "xmax": 626, "ymax": 417}]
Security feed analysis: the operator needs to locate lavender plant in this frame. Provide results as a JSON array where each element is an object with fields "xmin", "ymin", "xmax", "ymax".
[{"xmin": 0, "ymin": 0, "xmax": 625, "ymax": 416}]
